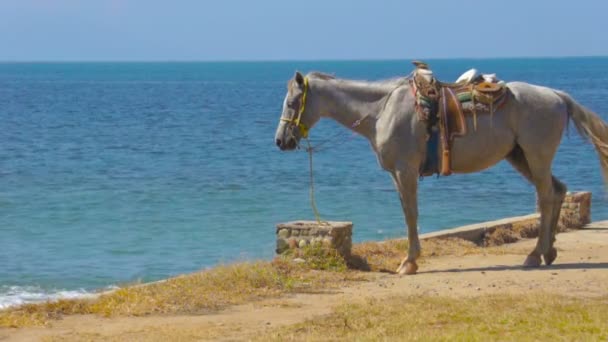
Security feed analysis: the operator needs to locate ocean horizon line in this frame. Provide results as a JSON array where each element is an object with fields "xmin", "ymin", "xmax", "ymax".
[{"xmin": 1, "ymin": 55, "xmax": 608, "ymax": 64}]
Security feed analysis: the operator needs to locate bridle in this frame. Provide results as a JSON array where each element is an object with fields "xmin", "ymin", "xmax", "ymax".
[
  {"xmin": 276, "ymin": 74, "xmax": 377, "ymax": 224},
  {"xmin": 280, "ymin": 76, "xmax": 310, "ymax": 139}
]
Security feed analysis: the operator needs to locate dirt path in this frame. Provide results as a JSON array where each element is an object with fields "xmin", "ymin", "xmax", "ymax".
[{"xmin": 3, "ymin": 225, "xmax": 608, "ymax": 341}]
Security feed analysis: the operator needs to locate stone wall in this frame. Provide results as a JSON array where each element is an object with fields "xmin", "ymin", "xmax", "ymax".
[
  {"xmin": 558, "ymin": 191, "xmax": 591, "ymax": 229},
  {"xmin": 275, "ymin": 221, "xmax": 352, "ymax": 257},
  {"xmin": 274, "ymin": 192, "xmax": 591, "ymax": 255}
]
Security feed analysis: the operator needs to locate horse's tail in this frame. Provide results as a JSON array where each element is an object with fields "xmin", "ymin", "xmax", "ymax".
[{"xmin": 555, "ymin": 90, "xmax": 608, "ymax": 184}]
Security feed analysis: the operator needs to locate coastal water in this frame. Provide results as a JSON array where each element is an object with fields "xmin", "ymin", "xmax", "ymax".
[{"xmin": 1, "ymin": 58, "xmax": 608, "ymax": 307}]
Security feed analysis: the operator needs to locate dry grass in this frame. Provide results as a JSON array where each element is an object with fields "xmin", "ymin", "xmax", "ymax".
[
  {"xmin": 481, "ymin": 217, "xmax": 572, "ymax": 247},
  {"xmin": 0, "ymin": 260, "xmax": 359, "ymax": 328},
  {"xmin": 0, "ymin": 233, "xmax": 530, "ymax": 329},
  {"xmin": 261, "ymin": 294, "xmax": 608, "ymax": 341},
  {"xmin": 283, "ymin": 244, "xmax": 348, "ymax": 272},
  {"xmin": 349, "ymin": 239, "xmax": 408, "ymax": 272},
  {"xmin": 350, "ymin": 236, "xmax": 503, "ymax": 272},
  {"xmin": 42, "ymin": 326, "xmax": 230, "ymax": 342}
]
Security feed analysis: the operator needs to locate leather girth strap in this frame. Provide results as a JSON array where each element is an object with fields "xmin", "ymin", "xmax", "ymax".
[{"xmin": 438, "ymin": 87, "xmax": 467, "ymax": 176}]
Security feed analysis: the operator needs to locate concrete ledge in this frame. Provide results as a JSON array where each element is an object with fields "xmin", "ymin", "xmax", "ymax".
[
  {"xmin": 419, "ymin": 191, "xmax": 591, "ymax": 243},
  {"xmin": 420, "ymin": 213, "xmax": 540, "ymax": 242},
  {"xmin": 583, "ymin": 220, "xmax": 608, "ymax": 229}
]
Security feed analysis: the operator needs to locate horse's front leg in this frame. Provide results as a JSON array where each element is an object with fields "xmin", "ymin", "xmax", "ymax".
[{"xmin": 391, "ymin": 169, "xmax": 421, "ymax": 275}]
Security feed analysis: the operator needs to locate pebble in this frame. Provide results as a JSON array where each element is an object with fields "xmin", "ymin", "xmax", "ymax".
[
  {"xmin": 293, "ymin": 258, "xmax": 305, "ymax": 264},
  {"xmin": 476, "ymin": 287, "xmax": 481, "ymax": 291}
]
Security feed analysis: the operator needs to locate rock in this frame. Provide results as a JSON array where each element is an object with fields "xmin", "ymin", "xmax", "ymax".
[
  {"xmin": 293, "ymin": 258, "xmax": 305, "ymax": 264},
  {"xmin": 276, "ymin": 238, "xmax": 289, "ymax": 254},
  {"xmin": 276, "ymin": 221, "xmax": 353, "ymax": 256},
  {"xmin": 278, "ymin": 229, "xmax": 290, "ymax": 239}
]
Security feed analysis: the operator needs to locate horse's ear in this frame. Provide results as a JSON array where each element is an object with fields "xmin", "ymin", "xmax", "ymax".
[{"xmin": 294, "ymin": 71, "xmax": 304, "ymax": 87}]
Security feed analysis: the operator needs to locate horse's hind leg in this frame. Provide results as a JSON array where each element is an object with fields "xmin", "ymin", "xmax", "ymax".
[
  {"xmin": 506, "ymin": 145, "xmax": 565, "ymax": 266},
  {"xmin": 544, "ymin": 176, "xmax": 566, "ymax": 265},
  {"xmin": 505, "ymin": 145, "xmax": 533, "ymax": 182}
]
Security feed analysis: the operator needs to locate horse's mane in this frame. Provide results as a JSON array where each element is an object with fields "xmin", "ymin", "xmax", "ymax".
[
  {"xmin": 307, "ymin": 71, "xmax": 406, "ymax": 88},
  {"xmin": 306, "ymin": 71, "xmax": 408, "ymax": 110},
  {"xmin": 308, "ymin": 71, "xmax": 336, "ymax": 80}
]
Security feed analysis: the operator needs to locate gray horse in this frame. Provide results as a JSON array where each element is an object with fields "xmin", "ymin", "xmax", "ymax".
[{"xmin": 274, "ymin": 70, "xmax": 608, "ymax": 275}]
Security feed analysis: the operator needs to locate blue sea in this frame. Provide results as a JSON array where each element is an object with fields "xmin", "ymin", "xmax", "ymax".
[{"xmin": 2, "ymin": 58, "xmax": 608, "ymax": 308}]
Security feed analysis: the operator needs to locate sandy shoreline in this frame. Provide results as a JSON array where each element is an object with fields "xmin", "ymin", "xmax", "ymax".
[{"xmin": 2, "ymin": 222, "xmax": 607, "ymax": 341}]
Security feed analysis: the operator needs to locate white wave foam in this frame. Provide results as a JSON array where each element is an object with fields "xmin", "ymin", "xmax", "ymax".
[{"xmin": 0, "ymin": 285, "xmax": 118, "ymax": 310}]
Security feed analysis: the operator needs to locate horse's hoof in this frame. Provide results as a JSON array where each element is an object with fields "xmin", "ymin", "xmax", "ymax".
[
  {"xmin": 523, "ymin": 254, "xmax": 542, "ymax": 268},
  {"xmin": 543, "ymin": 247, "xmax": 557, "ymax": 265},
  {"xmin": 397, "ymin": 261, "xmax": 418, "ymax": 275}
]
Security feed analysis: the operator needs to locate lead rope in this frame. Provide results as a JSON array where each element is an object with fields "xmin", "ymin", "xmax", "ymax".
[
  {"xmin": 302, "ymin": 114, "xmax": 370, "ymax": 223},
  {"xmin": 305, "ymin": 138, "xmax": 324, "ymax": 224}
]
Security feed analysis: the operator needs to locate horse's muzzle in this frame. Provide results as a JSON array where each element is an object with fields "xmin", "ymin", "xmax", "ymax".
[{"xmin": 276, "ymin": 138, "xmax": 297, "ymax": 151}]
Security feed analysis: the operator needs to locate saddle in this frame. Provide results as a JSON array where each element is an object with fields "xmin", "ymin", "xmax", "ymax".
[{"xmin": 411, "ymin": 61, "xmax": 510, "ymax": 176}]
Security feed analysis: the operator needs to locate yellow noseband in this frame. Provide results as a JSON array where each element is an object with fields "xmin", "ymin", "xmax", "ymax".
[{"xmin": 280, "ymin": 76, "xmax": 309, "ymax": 138}]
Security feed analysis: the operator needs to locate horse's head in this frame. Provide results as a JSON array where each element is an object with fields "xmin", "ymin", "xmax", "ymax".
[{"xmin": 275, "ymin": 71, "xmax": 321, "ymax": 151}]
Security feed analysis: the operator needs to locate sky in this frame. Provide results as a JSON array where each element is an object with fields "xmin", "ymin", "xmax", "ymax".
[{"xmin": 0, "ymin": 0, "xmax": 607, "ymax": 61}]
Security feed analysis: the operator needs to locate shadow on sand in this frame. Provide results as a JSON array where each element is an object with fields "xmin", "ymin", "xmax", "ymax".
[{"xmin": 419, "ymin": 262, "xmax": 608, "ymax": 274}]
